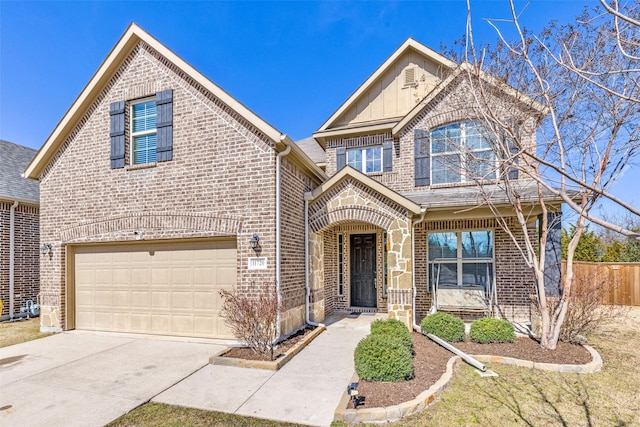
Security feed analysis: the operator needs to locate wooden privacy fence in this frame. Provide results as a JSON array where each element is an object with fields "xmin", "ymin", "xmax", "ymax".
[{"xmin": 563, "ymin": 261, "xmax": 640, "ymax": 306}]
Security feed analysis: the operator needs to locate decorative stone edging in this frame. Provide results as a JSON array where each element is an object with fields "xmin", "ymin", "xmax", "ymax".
[
  {"xmin": 210, "ymin": 326, "xmax": 325, "ymax": 371},
  {"xmin": 334, "ymin": 344, "xmax": 603, "ymax": 424}
]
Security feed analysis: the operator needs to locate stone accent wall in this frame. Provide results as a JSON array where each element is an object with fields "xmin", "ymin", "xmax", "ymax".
[
  {"xmin": 308, "ymin": 177, "xmax": 412, "ymax": 328},
  {"xmin": 38, "ymin": 41, "xmax": 286, "ymax": 331},
  {"xmin": 308, "ymin": 230, "xmax": 324, "ymax": 323},
  {"xmin": 0, "ymin": 202, "xmax": 40, "ymax": 319},
  {"xmin": 414, "ymin": 216, "xmax": 535, "ymax": 324}
]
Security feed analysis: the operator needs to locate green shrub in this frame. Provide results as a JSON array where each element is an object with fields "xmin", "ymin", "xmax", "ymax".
[
  {"xmin": 420, "ymin": 313, "xmax": 465, "ymax": 342},
  {"xmin": 354, "ymin": 334, "xmax": 414, "ymax": 382},
  {"xmin": 370, "ymin": 319, "xmax": 413, "ymax": 351},
  {"xmin": 470, "ymin": 317, "xmax": 516, "ymax": 343}
]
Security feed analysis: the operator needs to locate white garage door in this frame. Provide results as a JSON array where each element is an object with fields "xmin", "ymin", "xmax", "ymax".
[{"xmin": 74, "ymin": 240, "xmax": 236, "ymax": 339}]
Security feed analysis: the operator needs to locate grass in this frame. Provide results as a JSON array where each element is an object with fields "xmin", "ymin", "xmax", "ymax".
[
  {"xmin": 0, "ymin": 317, "xmax": 53, "ymax": 348},
  {"xmin": 336, "ymin": 307, "xmax": 640, "ymax": 426},
  {"xmin": 106, "ymin": 403, "xmax": 302, "ymax": 427}
]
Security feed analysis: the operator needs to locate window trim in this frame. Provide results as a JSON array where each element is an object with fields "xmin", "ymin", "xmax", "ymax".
[
  {"xmin": 430, "ymin": 121, "xmax": 497, "ymax": 185},
  {"xmin": 346, "ymin": 145, "xmax": 383, "ymax": 174},
  {"xmin": 427, "ymin": 229, "xmax": 495, "ymax": 292},
  {"xmin": 130, "ymin": 97, "xmax": 157, "ymax": 165}
]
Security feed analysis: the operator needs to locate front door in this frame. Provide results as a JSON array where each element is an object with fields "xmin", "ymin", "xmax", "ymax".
[{"xmin": 350, "ymin": 234, "xmax": 377, "ymax": 307}]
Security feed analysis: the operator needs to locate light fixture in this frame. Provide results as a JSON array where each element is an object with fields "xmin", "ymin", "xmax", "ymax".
[
  {"xmin": 347, "ymin": 382, "xmax": 360, "ymax": 408},
  {"xmin": 40, "ymin": 243, "xmax": 53, "ymax": 255},
  {"xmin": 249, "ymin": 234, "xmax": 261, "ymax": 253}
]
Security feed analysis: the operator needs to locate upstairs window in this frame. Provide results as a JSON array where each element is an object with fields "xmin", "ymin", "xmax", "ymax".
[
  {"xmin": 430, "ymin": 121, "xmax": 496, "ymax": 185},
  {"xmin": 347, "ymin": 146, "xmax": 382, "ymax": 173},
  {"xmin": 131, "ymin": 99, "xmax": 157, "ymax": 165}
]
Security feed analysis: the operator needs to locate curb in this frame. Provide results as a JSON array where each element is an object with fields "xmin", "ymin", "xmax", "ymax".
[
  {"xmin": 334, "ymin": 344, "xmax": 603, "ymax": 424},
  {"xmin": 210, "ymin": 325, "xmax": 325, "ymax": 371}
]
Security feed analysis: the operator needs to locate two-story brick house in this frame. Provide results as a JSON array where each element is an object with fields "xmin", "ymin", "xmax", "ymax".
[{"xmin": 26, "ymin": 25, "xmax": 559, "ymax": 339}]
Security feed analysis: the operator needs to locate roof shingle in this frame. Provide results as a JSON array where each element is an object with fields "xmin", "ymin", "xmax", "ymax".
[{"xmin": 0, "ymin": 140, "xmax": 40, "ymax": 204}]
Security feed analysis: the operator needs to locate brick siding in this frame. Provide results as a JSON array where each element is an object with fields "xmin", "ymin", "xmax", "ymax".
[{"xmin": 0, "ymin": 202, "xmax": 39, "ymax": 318}]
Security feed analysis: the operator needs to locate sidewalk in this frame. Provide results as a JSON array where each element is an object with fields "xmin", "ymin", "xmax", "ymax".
[{"xmin": 154, "ymin": 313, "xmax": 381, "ymax": 426}]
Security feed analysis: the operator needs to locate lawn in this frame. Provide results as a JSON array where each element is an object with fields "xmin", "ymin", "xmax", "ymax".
[
  {"xmin": 108, "ymin": 308, "xmax": 640, "ymax": 427},
  {"xmin": 0, "ymin": 317, "xmax": 53, "ymax": 348}
]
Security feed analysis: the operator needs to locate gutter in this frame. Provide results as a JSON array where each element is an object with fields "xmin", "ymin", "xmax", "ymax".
[
  {"xmin": 9, "ymin": 200, "xmax": 19, "ymax": 319},
  {"xmin": 412, "ymin": 208, "xmax": 427, "ymax": 331},
  {"xmin": 275, "ymin": 136, "xmax": 291, "ymax": 342},
  {"xmin": 304, "ymin": 192, "xmax": 321, "ymax": 327}
]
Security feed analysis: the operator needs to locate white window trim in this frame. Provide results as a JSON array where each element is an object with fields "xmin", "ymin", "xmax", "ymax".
[
  {"xmin": 130, "ymin": 97, "xmax": 157, "ymax": 165},
  {"xmin": 347, "ymin": 145, "xmax": 383, "ymax": 174},
  {"xmin": 427, "ymin": 229, "xmax": 495, "ymax": 290},
  {"xmin": 430, "ymin": 122, "xmax": 497, "ymax": 184}
]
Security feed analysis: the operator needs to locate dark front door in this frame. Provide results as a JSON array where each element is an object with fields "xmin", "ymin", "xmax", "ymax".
[{"xmin": 350, "ymin": 234, "xmax": 377, "ymax": 307}]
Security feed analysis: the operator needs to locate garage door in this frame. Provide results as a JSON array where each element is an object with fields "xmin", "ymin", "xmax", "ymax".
[{"xmin": 73, "ymin": 240, "xmax": 236, "ymax": 339}]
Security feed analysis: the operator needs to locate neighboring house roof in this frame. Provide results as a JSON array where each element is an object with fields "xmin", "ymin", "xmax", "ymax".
[
  {"xmin": 24, "ymin": 23, "xmax": 324, "ymax": 182},
  {"xmin": 294, "ymin": 137, "xmax": 326, "ymax": 166},
  {"xmin": 0, "ymin": 140, "xmax": 39, "ymax": 204}
]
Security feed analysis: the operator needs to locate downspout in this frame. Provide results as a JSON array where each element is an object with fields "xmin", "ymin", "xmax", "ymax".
[
  {"xmin": 275, "ymin": 136, "xmax": 291, "ymax": 342},
  {"xmin": 9, "ymin": 200, "xmax": 19, "ymax": 319},
  {"xmin": 304, "ymin": 193, "xmax": 321, "ymax": 326},
  {"xmin": 412, "ymin": 208, "xmax": 427, "ymax": 331}
]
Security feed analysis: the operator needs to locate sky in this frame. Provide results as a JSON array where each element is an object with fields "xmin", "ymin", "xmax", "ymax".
[{"xmin": 0, "ymin": 0, "xmax": 636, "ymax": 218}]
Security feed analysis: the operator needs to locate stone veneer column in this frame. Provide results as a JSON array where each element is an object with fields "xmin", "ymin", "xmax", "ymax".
[
  {"xmin": 387, "ymin": 218, "xmax": 413, "ymax": 330},
  {"xmin": 308, "ymin": 230, "xmax": 325, "ymax": 323}
]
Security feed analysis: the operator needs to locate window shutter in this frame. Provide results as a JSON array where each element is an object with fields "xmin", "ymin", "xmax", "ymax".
[
  {"xmin": 383, "ymin": 140, "xmax": 393, "ymax": 172},
  {"xmin": 156, "ymin": 89, "xmax": 173, "ymax": 162},
  {"xmin": 414, "ymin": 129, "xmax": 430, "ymax": 186},
  {"xmin": 109, "ymin": 100, "xmax": 125, "ymax": 169},
  {"xmin": 542, "ymin": 211, "xmax": 562, "ymax": 296},
  {"xmin": 336, "ymin": 147, "xmax": 346, "ymax": 171}
]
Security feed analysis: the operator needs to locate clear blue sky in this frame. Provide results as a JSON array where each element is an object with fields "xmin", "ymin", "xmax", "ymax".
[{"xmin": 0, "ymin": 0, "xmax": 636, "ymax": 214}]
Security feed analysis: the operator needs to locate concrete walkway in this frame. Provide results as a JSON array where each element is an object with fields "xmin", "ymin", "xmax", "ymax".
[
  {"xmin": 0, "ymin": 332, "xmax": 225, "ymax": 427},
  {"xmin": 154, "ymin": 313, "xmax": 381, "ymax": 426}
]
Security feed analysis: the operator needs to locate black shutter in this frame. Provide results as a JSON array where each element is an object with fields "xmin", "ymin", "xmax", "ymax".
[
  {"xmin": 383, "ymin": 140, "xmax": 393, "ymax": 172},
  {"xmin": 156, "ymin": 89, "xmax": 173, "ymax": 162},
  {"xmin": 506, "ymin": 139, "xmax": 519, "ymax": 180},
  {"xmin": 414, "ymin": 129, "xmax": 430, "ymax": 186},
  {"xmin": 109, "ymin": 101, "xmax": 125, "ymax": 169},
  {"xmin": 541, "ymin": 211, "xmax": 562, "ymax": 296},
  {"xmin": 336, "ymin": 147, "xmax": 346, "ymax": 171}
]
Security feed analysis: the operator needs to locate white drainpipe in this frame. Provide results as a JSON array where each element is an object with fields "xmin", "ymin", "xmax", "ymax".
[
  {"xmin": 275, "ymin": 137, "xmax": 291, "ymax": 341},
  {"xmin": 412, "ymin": 208, "xmax": 427, "ymax": 331},
  {"xmin": 304, "ymin": 193, "xmax": 321, "ymax": 327},
  {"xmin": 9, "ymin": 200, "xmax": 19, "ymax": 319}
]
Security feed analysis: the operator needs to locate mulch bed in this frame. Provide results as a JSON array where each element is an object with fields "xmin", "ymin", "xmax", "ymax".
[
  {"xmin": 221, "ymin": 327, "xmax": 315, "ymax": 361},
  {"xmin": 355, "ymin": 332, "xmax": 592, "ymax": 409}
]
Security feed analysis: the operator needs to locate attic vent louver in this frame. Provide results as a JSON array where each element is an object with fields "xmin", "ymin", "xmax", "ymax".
[{"xmin": 404, "ymin": 67, "xmax": 417, "ymax": 87}]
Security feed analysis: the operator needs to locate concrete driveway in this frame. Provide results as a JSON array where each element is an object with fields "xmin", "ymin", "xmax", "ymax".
[{"xmin": 0, "ymin": 332, "xmax": 225, "ymax": 427}]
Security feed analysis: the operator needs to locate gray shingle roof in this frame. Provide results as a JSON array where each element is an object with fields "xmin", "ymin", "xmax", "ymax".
[
  {"xmin": 402, "ymin": 181, "xmax": 563, "ymax": 209},
  {"xmin": 294, "ymin": 137, "xmax": 326, "ymax": 165},
  {"xmin": 0, "ymin": 140, "xmax": 40, "ymax": 204}
]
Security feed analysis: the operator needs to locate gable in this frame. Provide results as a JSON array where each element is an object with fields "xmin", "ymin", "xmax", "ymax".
[
  {"xmin": 316, "ymin": 39, "xmax": 455, "ymax": 136},
  {"xmin": 333, "ymin": 49, "xmax": 448, "ymax": 128},
  {"xmin": 24, "ymin": 23, "xmax": 323, "ymax": 182}
]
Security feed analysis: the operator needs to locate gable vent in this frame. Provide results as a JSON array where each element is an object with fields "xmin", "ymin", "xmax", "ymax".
[{"xmin": 404, "ymin": 67, "xmax": 417, "ymax": 87}]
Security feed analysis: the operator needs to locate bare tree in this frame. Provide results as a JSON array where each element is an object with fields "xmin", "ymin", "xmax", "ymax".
[{"xmin": 453, "ymin": 1, "xmax": 640, "ymax": 349}]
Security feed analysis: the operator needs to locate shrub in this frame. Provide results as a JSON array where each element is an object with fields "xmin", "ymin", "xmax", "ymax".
[
  {"xmin": 470, "ymin": 318, "xmax": 516, "ymax": 343},
  {"xmin": 420, "ymin": 312, "xmax": 465, "ymax": 342},
  {"xmin": 354, "ymin": 334, "xmax": 414, "ymax": 382},
  {"xmin": 370, "ymin": 319, "xmax": 413, "ymax": 351},
  {"xmin": 219, "ymin": 281, "xmax": 283, "ymax": 361}
]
